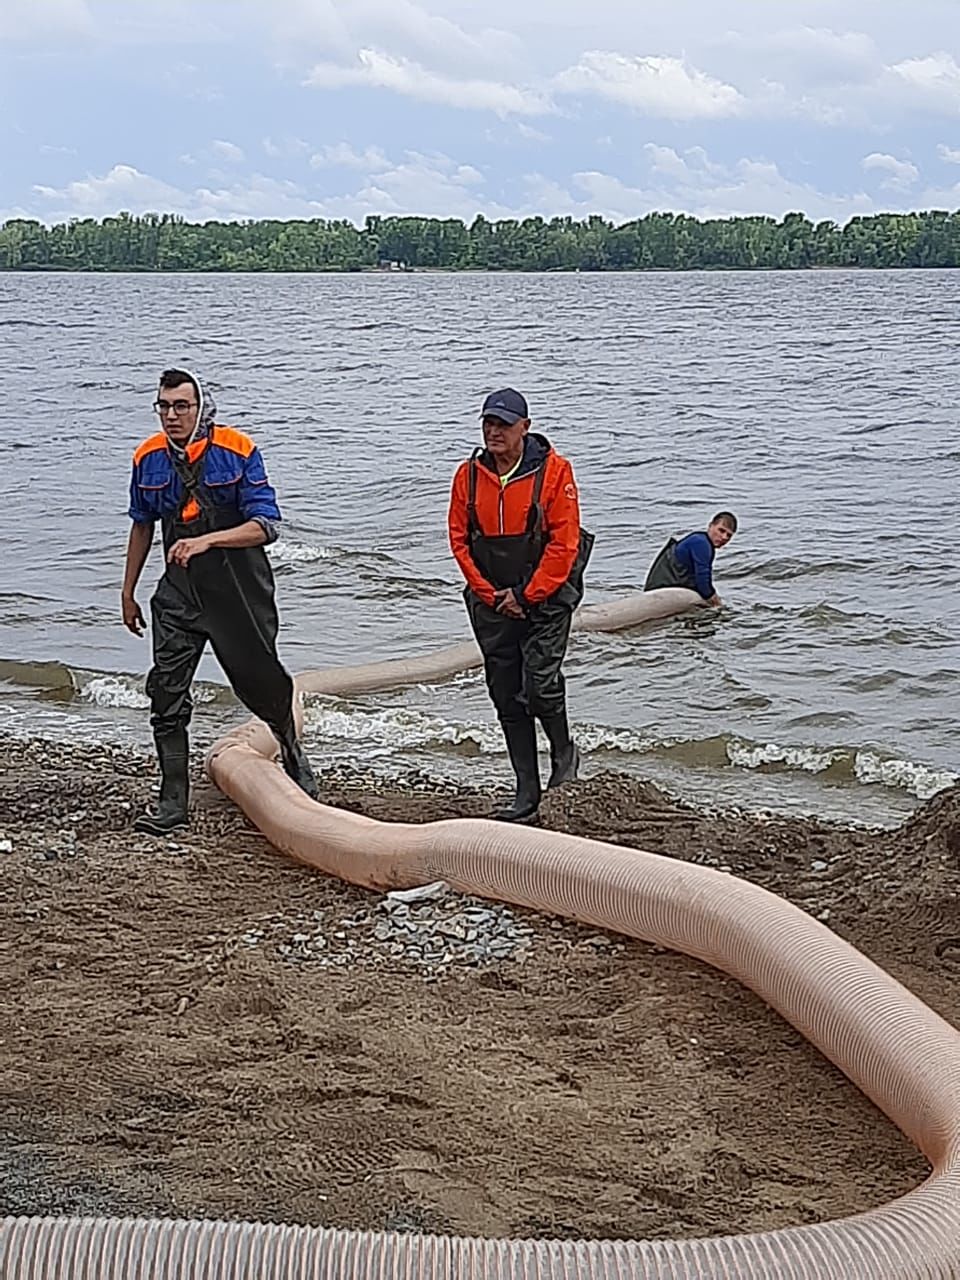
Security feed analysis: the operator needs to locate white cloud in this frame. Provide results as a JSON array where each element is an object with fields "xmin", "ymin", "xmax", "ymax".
[
  {"xmin": 643, "ymin": 144, "xmax": 689, "ymax": 180},
  {"xmin": 32, "ymin": 164, "xmax": 183, "ymax": 214},
  {"xmin": 554, "ymin": 52, "xmax": 744, "ymax": 120},
  {"xmin": 270, "ymin": 0, "xmax": 521, "ymax": 78},
  {"xmin": 262, "ymin": 136, "xmax": 311, "ymax": 159},
  {"xmin": 26, "ymin": 152, "xmax": 504, "ymax": 225},
  {"xmin": 310, "ymin": 143, "xmax": 391, "ymax": 171},
  {"xmin": 890, "ymin": 52, "xmax": 960, "ymax": 111},
  {"xmin": 722, "ymin": 27, "xmax": 880, "ymax": 87},
  {"xmin": 691, "ymin": 157, "xmax": 871, "ymax": 221},
  {"xmin": 31, "ymin": 163, "xmax": 326, "ymax": 222},
  {"xmin": 212, "ymin": 140, "xmax": 245, "ymax": 163},
  {"xmin": 938, "ymin": 144, "xmax": 960, "ymax": 164},
  {"xmin": 520, "ymin": 145, "xmax": 880, "ymax": 224},
  {"xmin": 21, "ymin": 141, "xmax": 960, "ymax": 230},
  {"xmin": 517, "ymin": 124, "xmax": 551, "ymax": 143},
  {"xmin": 305, "ymin": 48, "xmax": 551, "ymax": 116},
  {"xmin": 861, "ymin": 152, "xmax": 920, "ymax": 190},
  {"xmin": 707, "ymin": 27, "xmax": 960, "ymax": 126},
  {"xmin": 342, "ymin": 150, "xmax": 502, "ymax": 219},
  {"xmin": 351, "ymin": 0, "xmax": 522, "ymax": 75},
  {"xmin": 682, "ymin": 145, "xmax": 724, "ymax": 175}
]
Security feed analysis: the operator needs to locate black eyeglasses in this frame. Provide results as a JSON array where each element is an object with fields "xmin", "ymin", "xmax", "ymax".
[{"xmin": 153, "ymin": 399, "xmax": 197, "ymax": 416}]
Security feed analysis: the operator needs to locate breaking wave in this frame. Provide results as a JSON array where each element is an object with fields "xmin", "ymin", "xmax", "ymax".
[
  {"xmin": 302, "ymin": 698, "xmax": 956, "ymax": 801},
  {"xmin": 267, "ymin": 539, "xmax": 338, "ymax": 567},
  {"xmin": 0, "ymin": 659, "xmax": 229, "ymax": 709},
  {"xmin": 2, "ymin": 658, "xmax": 954, "ymax": 802},
  {"xmin": 75, "ymin": 671, "xmax": 226, "ymax": 710}
]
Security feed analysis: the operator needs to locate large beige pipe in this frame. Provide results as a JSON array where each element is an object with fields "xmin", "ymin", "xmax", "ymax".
[
  {"xmin": 297, "ymin": 587, "xmax": 704, "ymax": 697},
  {"xmin": 5, "ymin": 586, "xmax": 960, "ymax": 1279}
]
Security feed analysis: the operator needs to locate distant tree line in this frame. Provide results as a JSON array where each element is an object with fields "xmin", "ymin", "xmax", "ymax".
[{"xmin": 2, "ymin": 208, "xmax": 959, "ymax": 272}]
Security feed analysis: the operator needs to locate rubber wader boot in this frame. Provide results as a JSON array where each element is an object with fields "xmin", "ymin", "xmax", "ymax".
[
  {"xmin": 541, "ymin": 711, "xmax": 580, "ymax": 789},
  {"xmin": 274, "ymin": 721, "xmax": 321, "ymax": 801},
  {"xmin": 493, "ymin": 717, "xmax": 542, "ymax": 823},
  {"xmin": 134, "ymin": 730, "xmax": 189, "ymax": 835}
]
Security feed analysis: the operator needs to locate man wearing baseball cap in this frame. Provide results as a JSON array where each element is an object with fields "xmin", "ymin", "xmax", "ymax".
[{"xmin": 447, "ymin": 388, "xmax": 593, "ymax": 823}]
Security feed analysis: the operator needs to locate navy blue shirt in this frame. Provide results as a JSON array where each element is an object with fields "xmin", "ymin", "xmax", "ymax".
[{"xmin": 674, "ymin": 531, "xmax": 715, "ymax": 599}]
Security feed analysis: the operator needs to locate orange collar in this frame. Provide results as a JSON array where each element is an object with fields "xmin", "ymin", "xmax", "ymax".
[{"xmin": 183, "ymin": 435, "xmax": 209, "ymax": 463}]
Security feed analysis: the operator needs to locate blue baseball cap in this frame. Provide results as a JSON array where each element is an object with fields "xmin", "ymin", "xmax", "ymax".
[{"xmin": 481, "ymin": 388, "xmax": 529, "ymax": 425}]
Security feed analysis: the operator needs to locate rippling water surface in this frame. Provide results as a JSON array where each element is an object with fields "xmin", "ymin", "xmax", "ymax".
[{"xmin": 1, "ymin": 269, "xmax": 957, "ymax": 825}]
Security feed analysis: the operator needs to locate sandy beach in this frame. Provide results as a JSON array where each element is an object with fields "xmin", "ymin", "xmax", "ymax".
[{"xmin": 1, "ymin": 732, "xmax": 957, "ymax": 1242}]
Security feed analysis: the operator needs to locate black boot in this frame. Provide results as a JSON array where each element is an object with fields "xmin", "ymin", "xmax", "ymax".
[
  {"xmin": 492, "ymin": 717, "xmax": 542, "ymax": 823},
  {"xmin": 541, "ymin": 711, "xmax": 580, "ymax": 789},
  {"xmin": 134, "ymin": 729, "xmax": 189, "ymax": 836},
  {"xmin": 273, "ymin": 719, "xmax": 321, "ymax": 801}
]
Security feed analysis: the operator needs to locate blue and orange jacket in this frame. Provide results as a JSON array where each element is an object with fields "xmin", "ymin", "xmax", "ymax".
[
  {"xmin": 128, "ymin": 425, "xmax": 281, "ymax": 535},
  {"xmin": 448, "ymin": 434, "xmax": 581, "ymax": 607}
]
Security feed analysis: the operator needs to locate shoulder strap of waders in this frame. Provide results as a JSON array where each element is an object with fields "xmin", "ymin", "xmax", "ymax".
[
  {"xmin": 466, "ymin": 453, "xmax": 547, "ymax": 536},
  {"xmin": 525, "ymin": 461, "xmax": 547, "ymax": 533},
  {"xmin": 170, "ymin": 443, "xmax": 215, "ymax": 523},
  {"xmin": 466, "ymin": 451, "xmax": 481, "ymax": 536}
]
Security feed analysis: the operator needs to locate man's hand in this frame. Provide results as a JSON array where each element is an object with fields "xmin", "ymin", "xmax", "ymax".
[
  {"xmin": 495, "ymin": 588, "xmax": 526, "ymax": 619},
  {"xmin": 167, "ymin": 535, "xmax": 212, "ymax": 568},
  {"xmin": 707, "ymin": 593, "xmax": 722, "ymax": 608},
  {"xmin": 121, "ymin": 593, "xmax": 146, "ymax": 637}
]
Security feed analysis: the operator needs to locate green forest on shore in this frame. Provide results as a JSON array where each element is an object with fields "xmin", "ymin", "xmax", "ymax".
[{"xmin": 2, "ymin": 208, "xmax": 959, "ymax": 272}]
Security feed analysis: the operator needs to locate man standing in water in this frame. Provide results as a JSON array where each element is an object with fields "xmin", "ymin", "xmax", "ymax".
[
  {"xmin": 643, "ymin": 512, "xmax": 738, "ymax": 606},
  {"xmin": 448, "ymin": 388, "xmax": 592, "ymax": 823},
  {"xmin": 121, "ymin": 368, "xmax": 319, "ymax": 836}
]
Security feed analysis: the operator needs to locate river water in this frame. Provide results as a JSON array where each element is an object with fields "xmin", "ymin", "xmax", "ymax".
[{"xmin": 1, "ymin": 269, "xmax": 957, "ymax": 826}]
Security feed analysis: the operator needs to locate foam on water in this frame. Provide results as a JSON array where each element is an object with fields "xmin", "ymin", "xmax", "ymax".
[
  {"xmin": 725, "ymin": 739, "xmax": 955, "ymax": 800},
  {"xmin": 78, "ymin": 675, "xmax": 150, "ymax": 710},
  {"xmin": 853, "ymin": 752, "xmax": 957, "ymax": 800},
  {"xmin": 303, "ymin": 698, "xmax": 957, "ymax": 800},
  {"xmin": 74, "ymin": 671, "xmax": 223, "ymax": 711},
  {"xmin": 267, "ymin": 539, "xmax": 338, "ymax": 567}
]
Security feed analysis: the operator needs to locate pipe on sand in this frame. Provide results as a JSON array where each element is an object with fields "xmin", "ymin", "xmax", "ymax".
[{"xmin": 4, "ymin": 587, "xmax": 960, "ymax": 1279}]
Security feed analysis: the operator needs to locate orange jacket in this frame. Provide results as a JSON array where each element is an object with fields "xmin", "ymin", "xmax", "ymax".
[{"xmin": 448, "ymin": 437, "xmax": 581, "ymax": 608}]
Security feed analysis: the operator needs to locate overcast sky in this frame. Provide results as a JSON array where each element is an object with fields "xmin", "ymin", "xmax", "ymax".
[{"xmin": 3, "ymin": 0, "xmax": 960, "ymax": 226}]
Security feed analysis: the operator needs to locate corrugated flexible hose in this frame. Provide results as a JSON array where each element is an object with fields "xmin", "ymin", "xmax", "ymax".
[{"xmin": 4, "ymin": 588, "xmax": 960, "ymax": 1279}]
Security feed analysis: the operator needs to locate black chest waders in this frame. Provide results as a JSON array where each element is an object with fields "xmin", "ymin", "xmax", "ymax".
[
  {"xmin": 135, "ymin": 447, "xmax": 319, "ymax": 837},
  {"xmin": 643, "ymin": 536, "xmax": 695, "ymax": 593},
  {"xmin": 466, "ymin": 456, "xmax": 548, "ymax": 592},
  {"xmin": 462, "ymin": 458, "xmax": 591, "ymax": 825}
]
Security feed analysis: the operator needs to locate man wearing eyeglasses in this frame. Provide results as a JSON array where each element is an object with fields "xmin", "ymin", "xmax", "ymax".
[{"xmin": 121, "ymin": 367, "xmax": 319, "ymax": 836}]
